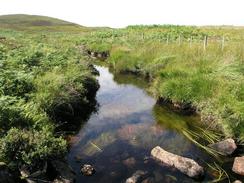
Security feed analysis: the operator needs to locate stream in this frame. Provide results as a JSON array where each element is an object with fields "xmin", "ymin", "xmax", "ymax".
[{"xmin": 67, "ymin": 65, "xmax": 234, "ymax": 183}]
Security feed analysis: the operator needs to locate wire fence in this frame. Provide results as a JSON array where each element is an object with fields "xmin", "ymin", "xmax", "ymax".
[{"xmin": 89, "ymin": 31, "xmax": 244, "ymax": 52}]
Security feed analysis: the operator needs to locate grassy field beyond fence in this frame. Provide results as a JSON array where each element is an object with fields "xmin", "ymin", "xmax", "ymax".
[{"xmin": 83, "ymin": 25, "xmax": 244, "ymax": 141}]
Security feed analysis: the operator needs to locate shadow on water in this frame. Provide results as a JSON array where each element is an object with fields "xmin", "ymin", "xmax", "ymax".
[
  {"xmin": 67, "ymin": 65, "xmax": 238, "ymax": 183},
  {"xmin": 55, "ymin": 99, "xmax": 99, "ymax": 134},
  {"xmin": 111, "ymin": 70, "xmax": 149, "ymax": 90}
]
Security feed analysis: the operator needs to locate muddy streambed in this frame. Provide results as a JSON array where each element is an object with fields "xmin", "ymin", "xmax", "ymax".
[{"xmin": 67, "ymin": 65, "xmax": 236, "ymax": 183}]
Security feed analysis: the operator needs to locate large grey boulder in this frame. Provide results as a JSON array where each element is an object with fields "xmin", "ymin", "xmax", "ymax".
[
  {"xmin": 151, "ymin": 146, "xmax": 204, "ymax": 178},
  {"xmin": 232, "ymin": 156, "xmax": 244, "ymax": 176},
  {"xmin": 209, "ymin": 138, "xmax": 237, "ymax": 155},
  {"xmin": 125, "ymin": 170, "xmax": 148, "ymax": 183}
]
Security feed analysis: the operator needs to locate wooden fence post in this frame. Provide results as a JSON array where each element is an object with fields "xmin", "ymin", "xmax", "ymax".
[
  {"xmin": 190, "ymin": 36, "xmax": 193, "ymax": 47},
  {"xmin": 167, "ymin": 34, "xmax": 169, "ymax": 45},
  {"xmin": 111, "ymin": 30, "xmax": 114, "ymax": 41},
  {"xmin": 142, "ymin": 32, "xmax": 145, "ymax": 40},
  {"xmin": 178, "ymin": 35, "xmax": 181, "ymax": 45},
  {"xmin": 203, "ymin": 35, "xmax": 208, "ymax": 51},
  {"xmin": 221, "ymin": 36, "xmax": 225, "ymax": 51}
]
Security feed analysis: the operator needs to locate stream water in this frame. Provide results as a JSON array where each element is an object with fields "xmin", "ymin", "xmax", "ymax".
[{"xmin": 67, "ymin": 66, "xmax": 235, "ymax": 183}]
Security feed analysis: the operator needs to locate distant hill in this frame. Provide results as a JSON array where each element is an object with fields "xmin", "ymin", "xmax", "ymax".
[
  {"xmin": 0, "ymin": 14, "xmax": 89, "ymax": 32},
  {"xmin": 0, "ymin": 14, "xmax": 78, "ymax": 26}
]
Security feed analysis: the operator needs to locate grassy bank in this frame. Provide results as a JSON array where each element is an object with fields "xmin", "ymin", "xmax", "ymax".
[
  {"xmin": 1, "ymin": 14, "xmax": 244, "ymax": 181},
  {"xmin": 82, "ymin": 25, "xmax": 244, "ymax": 140},
  {"xmin": 0, "ymin": 15, "xmax": 99, "ymax": 174}
]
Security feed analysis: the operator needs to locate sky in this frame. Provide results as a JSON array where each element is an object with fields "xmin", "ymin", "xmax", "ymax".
[{"xmin": 0, "ymin": 0, "xmax": 244, "ymax": 28}]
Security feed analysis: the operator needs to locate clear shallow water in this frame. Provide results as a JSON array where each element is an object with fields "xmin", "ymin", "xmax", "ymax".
[{"xmin": 67, "ymin": 66, "xmax": 233, "ymax": 183}]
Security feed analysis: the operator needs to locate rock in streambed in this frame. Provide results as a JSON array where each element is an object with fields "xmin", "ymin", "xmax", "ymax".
[
  {"xmin": 80, "ymin": 164, "xmax": 95, "ymax": 176},
  {"xmin": 232, "ymin": 156, "xmax": 244, "ymax": 176},
  {"xmin": 51, "ymin": 160, "xmax": 76, "ymax": 183},
  {"xmin": 151, "ymin": 146, "xmax": 204, "ymax": 179},
  {"xmin": 125, "ymin": 170, "xmax": 148, "ymax": 183},
  {"xmin": 209, "ymin": 138, "xmax": 237, "ymax": 156}
]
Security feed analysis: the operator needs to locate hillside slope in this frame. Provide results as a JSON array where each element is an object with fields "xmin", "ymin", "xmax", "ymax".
[{"xmin": 0, "ymin": 14, "xmax": 88, "ymax": 32}]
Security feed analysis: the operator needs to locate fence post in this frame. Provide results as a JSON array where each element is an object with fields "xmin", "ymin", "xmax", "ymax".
[
  {"xmin": 167, "ymin": 34, "xmax": 169, "ymax": 45},
  {"xmin": 111, "ymin": 30, "xmax": 114, "ymax": 41},
  {"xmin": 142, "ymin": 32, "xmax": 145, "ymax": 40},
  {"xmin": 178, "ymin": 35, "xmax": 181, "ymax": 45},
  {"xmin": 190, "ymin": 36, "xmax": 193, "ymax": 47},
  {"xmin": 203, "ymin": 35, "xmax": 208, "ymax": 51},
  {"xmin": 221, "ymin": 36, "xmax": 225, "ymax": 51}
]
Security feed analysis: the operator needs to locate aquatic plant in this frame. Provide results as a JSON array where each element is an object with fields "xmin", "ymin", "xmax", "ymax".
[{"xmin": 207, "ymin": 162, "xmax": 230, "ymax": 183}]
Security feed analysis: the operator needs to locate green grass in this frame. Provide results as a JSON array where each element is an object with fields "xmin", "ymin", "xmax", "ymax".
[
  {"xmin": 0, "ymin": 14, "xmax": 91, "ymax": 33},
  {"xmin": 81, "ymin": 25, "xmax": 244, "ymax": 140},
  {"xmin": 0, "ymin": 14, "xmax": 244, "ymax": 179},
  {"xmin": 0, "ymin": 15, "xmax": 99, "ymax": 172}
]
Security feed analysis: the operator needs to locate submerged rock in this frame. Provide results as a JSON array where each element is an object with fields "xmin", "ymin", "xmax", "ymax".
[
  {"xmin": 53, "ymin": 178, "xmax": 74, "ymax": 183},
  {"xmin": 233, "ymin": 180, "xmax": 242, "ymax": 183},
  {"xmin": 141, "ymin": 177, "xmax": 155, "ymax": 183},
  {"xmin": 125, "ymin": 170, "xmax": 148, "ymax": 183},
  {"xmin": 82, "ymin": 132, "xmax": 116, "ymax": 157},
  {"xmin": 51, "ymin": 160, "xmax": 75, "ymax": 183},
  {"xmin": 122, "ymin": 157, "xmax": 136, "ymax": 167},
  {"xmin": 110, "ymin": 171, "xmax": 119, "ymax": 177},
  {"xmin": 143, "ymin": 156, "xmax": 150, "ymax": 164},
  {"xmin": 80, "ymin": 164, "xmax": 95, "ymax": 176},
  {"xmin": 209, "ymin": 138, "xmax": 237, "ymax": 155},
  {"xmin": 232, "ymin": 156, "xmax": 244, "ymax": 175},
  {"xmin": 151, "ymin": 146, "xmax": 204, "ymax": 178},
  {"xmin": 0, "ymin": 162, "xmax": 15, "ymax": 183}
]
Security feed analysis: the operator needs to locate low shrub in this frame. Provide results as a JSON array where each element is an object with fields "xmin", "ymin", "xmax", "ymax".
[{"xmin": 0, "ymin": 128, "xmax": 66, "ymax": 169}]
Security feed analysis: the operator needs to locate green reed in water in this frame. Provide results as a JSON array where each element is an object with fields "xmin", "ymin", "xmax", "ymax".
[{"xmin": 207, "ymin": 162, "xmax": 230, "ymax": 183}]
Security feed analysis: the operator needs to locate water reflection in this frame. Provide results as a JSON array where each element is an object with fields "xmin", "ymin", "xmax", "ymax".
[{"xmin": 67, "ymin": 66, "xmax": 231, "ymax": 182}]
